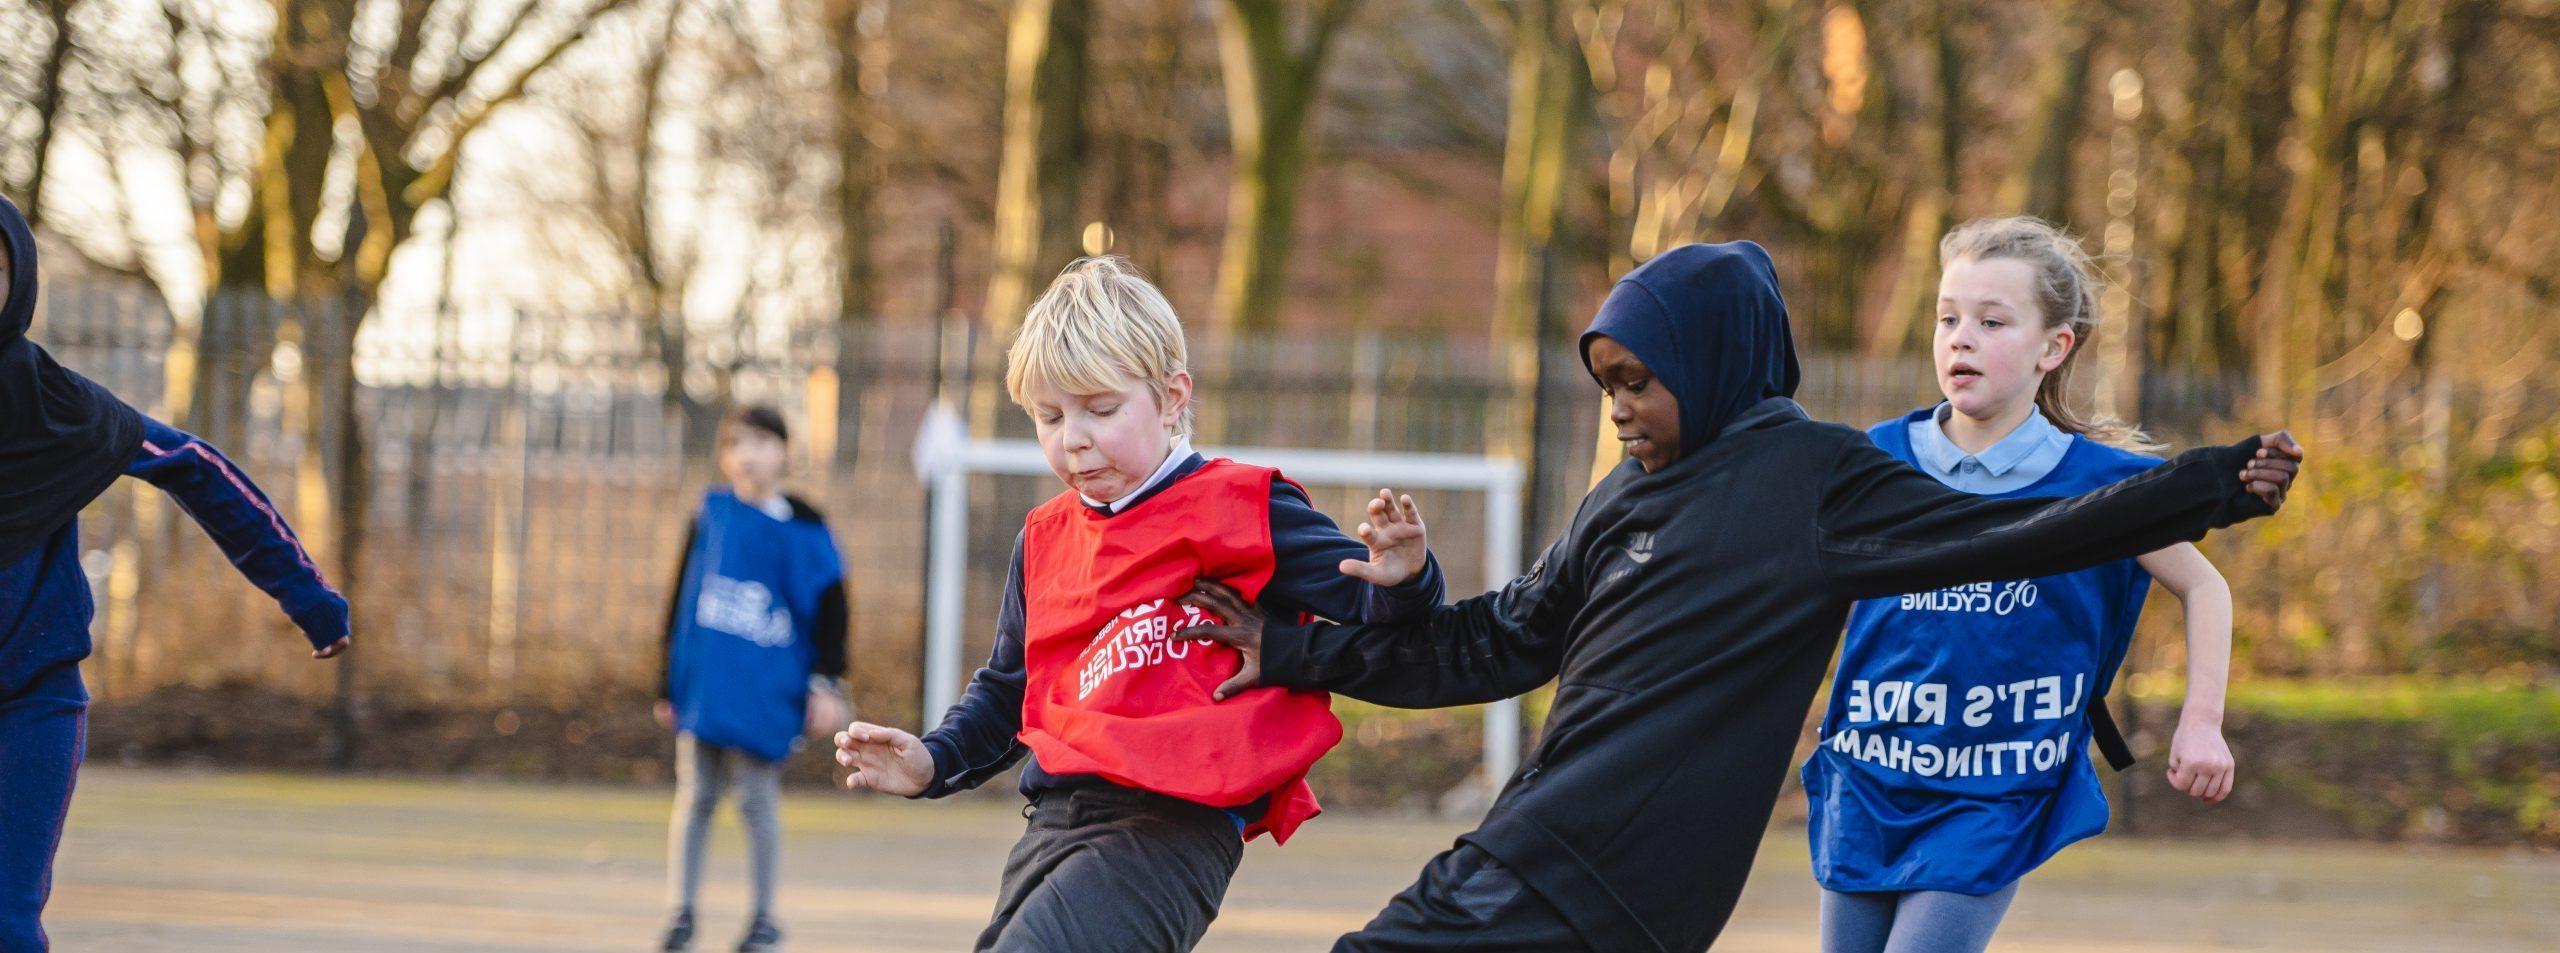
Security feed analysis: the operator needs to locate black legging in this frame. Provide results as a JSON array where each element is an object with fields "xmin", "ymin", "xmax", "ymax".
[{"xmin": 1333, "ymin": 844, "xmax": 1590, "ymax": 953}]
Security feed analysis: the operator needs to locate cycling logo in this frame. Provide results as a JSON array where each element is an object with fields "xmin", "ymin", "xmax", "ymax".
[
  {"xmin": 1076, "ymin": 598, "xmax": 1222, "ymax": 700},
  {"xmin": 1899, "ymin": 579, "xmax": 2041, "ymax": 616}
]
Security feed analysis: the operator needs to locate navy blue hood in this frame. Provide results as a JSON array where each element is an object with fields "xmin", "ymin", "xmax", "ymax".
[
  {"xmin": 1579, "ymin": 241, "xmax": 1800, "ymax": 458},
  {"xmin": 2, "ymin": 193, "xmax": 31, "ymax": 345}
]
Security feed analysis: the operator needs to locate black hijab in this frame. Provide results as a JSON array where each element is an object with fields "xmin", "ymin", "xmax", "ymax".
[
  {"xmin": 1579, "ymin": 240, "xmax": 1801, "ymax": 457},
  {"xmin": 1, "ymin": 194, "xmax": 144, "ymax": 569}
]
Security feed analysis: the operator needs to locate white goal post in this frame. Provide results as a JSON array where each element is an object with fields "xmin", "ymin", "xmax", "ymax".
[{"xmin": 920, "ymin": 433, "xmax": 1529, "ymax": 784}]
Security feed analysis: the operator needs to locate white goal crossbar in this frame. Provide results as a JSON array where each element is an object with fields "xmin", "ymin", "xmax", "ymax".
[{"xmin": 923, "ymin": 437, "xmax": 1529, "ymax": 784}]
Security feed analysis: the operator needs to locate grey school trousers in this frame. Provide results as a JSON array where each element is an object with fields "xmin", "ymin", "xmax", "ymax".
[
  {"xmin": 668, "ymin": 733, "xmax": 784, "ymax": 920},
  {"xmin": 973, "ymin": 784, "xmax": 1246, "ymax": 953}
]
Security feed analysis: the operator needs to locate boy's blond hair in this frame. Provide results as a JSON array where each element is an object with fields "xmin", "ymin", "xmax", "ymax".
[{"xmin": 1005, "ymin": 256, "xmax": 1195, "ymax": 434}]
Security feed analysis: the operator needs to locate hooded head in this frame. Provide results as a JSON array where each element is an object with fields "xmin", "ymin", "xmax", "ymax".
[
  {"xmin": 2, "ymin": 194, "xmax": 33, "ymax": 344},
  {"xmin": 1579, "ymin": 241, "xmax": 1800, "ymax": 468},
  {"xmin": 0, "ymin": 194, "xmax": 147, "ymax": 569}
]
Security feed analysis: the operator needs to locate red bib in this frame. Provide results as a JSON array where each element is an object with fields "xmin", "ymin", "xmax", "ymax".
[{"xmin": 1017, "ymin": 458, "xmax": 1340, "ymax": 843}]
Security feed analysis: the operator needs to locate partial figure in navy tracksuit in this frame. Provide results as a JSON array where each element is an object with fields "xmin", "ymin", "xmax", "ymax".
[{"xmin": 0, "ymin": 195, "xmax": 351, "ymax": 953}]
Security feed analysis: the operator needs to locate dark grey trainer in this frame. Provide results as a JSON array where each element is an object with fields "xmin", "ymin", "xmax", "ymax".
[
  {"xmin": 736, "ymin": 915, "xmax": 782, "ymax": 953},
  {"xmin": 658, "ymin": 910, "xmax": 694, "ymax": 953}
]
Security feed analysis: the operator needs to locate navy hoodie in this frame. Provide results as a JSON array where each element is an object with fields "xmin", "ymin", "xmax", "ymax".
[
  {"xmin": 1261, "ymin": 241, "xmax": 2283, "ymax": 952},
  {"xmin": 0, "ymin": 194, "xmax": 140, "ymax": 573},
  {"xmin": 0, "ymin": 196, "xmax": 347, "ymax": 697}
]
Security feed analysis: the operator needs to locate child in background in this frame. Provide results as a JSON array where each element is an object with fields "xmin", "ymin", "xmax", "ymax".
[
  {"xmin": 0, "ymin": 195, "xmax": 350, "ymax": 953},
  {"xmin": 1803, "ymin": 217, "xmax": 2240, "ymax": 953},
  {"xmin": 832, "ymin": 256, "xmax": 1444, "ymax": 952},
  {"xmin": 655, "ymin": 405, "xmax": 851, "ymax": 953}
]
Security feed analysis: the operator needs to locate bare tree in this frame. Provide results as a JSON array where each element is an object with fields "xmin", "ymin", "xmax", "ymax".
[
  {"xmin": 1480, "ymin": 0, "xmax": 1598, "ymax": 537},
  {"xmin": 826, "ymin": 0, "xmax": 887, "ymax": 465},
  {"xmin": 1211, "ymin": 0, "xmax": 1363, "ymax": 332},
  {"xmin": 983, "ymin": 0, "xmax": 1092, "ymax": 339},
  {"xmin": 1090, "ymin": 0, "xmax": 1199, "ymax": 282},
  {"xmin": 11, "ymin": 0, "xmax": 84, "ymax": 225}
]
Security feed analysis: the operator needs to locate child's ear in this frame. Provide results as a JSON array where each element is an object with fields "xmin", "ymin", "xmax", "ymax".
[
  {"xmin": 2038, "ymin": 325, "xmax": 2077, "ymax": 374},
  {"xmin": 1161, "ymin": 371, "xmax": 1194, "ymax": 431}
]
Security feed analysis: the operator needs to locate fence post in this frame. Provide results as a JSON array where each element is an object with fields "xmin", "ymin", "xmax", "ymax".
[{"xmin": 488, "ymin": 310, "xmax": 530, "ymax": 694}]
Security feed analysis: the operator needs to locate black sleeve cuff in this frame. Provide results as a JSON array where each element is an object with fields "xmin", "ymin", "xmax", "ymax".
[
  {"xmin": 1260, "ymin": 621, "xmax": 1320, "ymax": 690},
  {"xmin": 2205, "ymin": 435, "xmax": 2274, "ymax": 526}
]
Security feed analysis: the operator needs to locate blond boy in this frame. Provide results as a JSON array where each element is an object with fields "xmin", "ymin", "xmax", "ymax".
[{"xmin": 834, "ymin": 257, "xmax": 1443, "ymax": 952}]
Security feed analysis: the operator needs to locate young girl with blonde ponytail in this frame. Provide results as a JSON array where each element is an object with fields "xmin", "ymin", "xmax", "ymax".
[{"xmin": 1804, "ymin": 217, "xmax": 2241, "ymax": 953}]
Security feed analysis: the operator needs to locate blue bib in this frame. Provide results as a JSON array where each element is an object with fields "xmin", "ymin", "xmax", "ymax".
[
  {"xmin": 667, "ymin": 489, "xmax": 844, "ymax": 762},
  {"xmin": 1804, "ymin": 409, "xmax": 2159, "ymax": 894}
]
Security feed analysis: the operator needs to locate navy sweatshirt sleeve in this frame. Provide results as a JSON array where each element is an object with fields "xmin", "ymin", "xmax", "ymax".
[
  {"xmin": 658, "ymin": 516, "xmax": 698, "ymax": 701},
  {"xmin": 126, "ymin": 416, "xmax": 349, "ymax": 650},
  {"xmin": 1260, "ymin": 480, "xmax": 1445, "ymax": 624},
  {"xmin": 813, "ymin": 580, "xmax": 850, "ymax": 683},
  {"xmin": 1262, "ymin": 530, "xmax": 1581, "ymax": 709},
  {"xmin": 786, "ymin": 496, "xmax": 852, "ymax": 686},
  {"xmin": 1815, "ymin": 434, "xmax": 2274, "ymax": 601},
  {"xmin": 915, "ymin": 531, "xmax": 1032, "ymax": 797}
]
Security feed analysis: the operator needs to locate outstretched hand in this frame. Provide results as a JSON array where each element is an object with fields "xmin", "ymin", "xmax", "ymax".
[
  {"xmin": 835, "ymin": 722, "xmax": 934, "ymax": 796},
  {"xmin": 2242, "ymin": 431, "xmax": 2304, "ymax": 512},
  {"xmin": 1339, "ymin": 489, "xmax": 1430, "ymax": 586},
  {"xmin": 1173, "ymin": 579, "xmax": 1268, "ymax": 702},
  {"xmin": 312, "ymin": 637, "xmax": 349, "ymax": 659}
]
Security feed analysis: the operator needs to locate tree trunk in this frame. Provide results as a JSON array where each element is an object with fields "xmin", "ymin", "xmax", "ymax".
[
  {"xmin": 1487, "ymin": 0, "xmax": 1593, "ymax": 550},
  {"xmin": 2019, "ymin": 14, "xmax": 2094, "ymax": 225},
  {"xmin": 406, "ymin": 213, "xmax": 464, "ymax": 537},
  {"xmin": 307, "ymin": 287, "xmax": 372, "ymax": 768},
  {"xmin": 21, "ymin": 0, "xmax": 81, "ymax": 224},
  {"xmin": 2254, "ymin": 0, "xmax": 2346, "ymax": 428},
  {"xmin": 977, "ymin": 0, "xmax": 1091, "ymax": 432},
  {"xmin": 1100, "ymin": 0, "xmax": 1191, "ymax": 280},
  {"xmin": 1212, "ymin": 0, "xmax": 1362, "ymax": 333},
  {"xmin": 1862, "ymin": 0, "xmax": 1967, "ymax": 358},
  {"xmin": 830, "ymin": 0, "xmax": 884, "ymax": 467},
  {"xmin": 1211, "ymin": 100, "xmax": 1311, "ymax": 334},
  {"xmin": 984, "ymin": 0, "xmax": 1092, "ymax": 334},
  {"xmin": 177, "ymin": 1, "xmax": 342, "ymax": 449}
]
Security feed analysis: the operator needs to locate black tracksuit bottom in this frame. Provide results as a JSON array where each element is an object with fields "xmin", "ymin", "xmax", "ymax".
[
  {"xmin": 974, "ymin": 784, "xmax": 1245, "ymax": 953},
  {"xmin": 1332, "ymin": 843, "xmax": 1585, "ymax": 953}
]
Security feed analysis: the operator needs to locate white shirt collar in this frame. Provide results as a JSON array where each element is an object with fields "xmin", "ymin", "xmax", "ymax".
[
  {"xmin": 731, "ymin": 490, "xmax": 792, "ymax": 521},
  {"xmin": 1080, "ymin": 435, "xmax": 1195, "ymax": 513}
]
